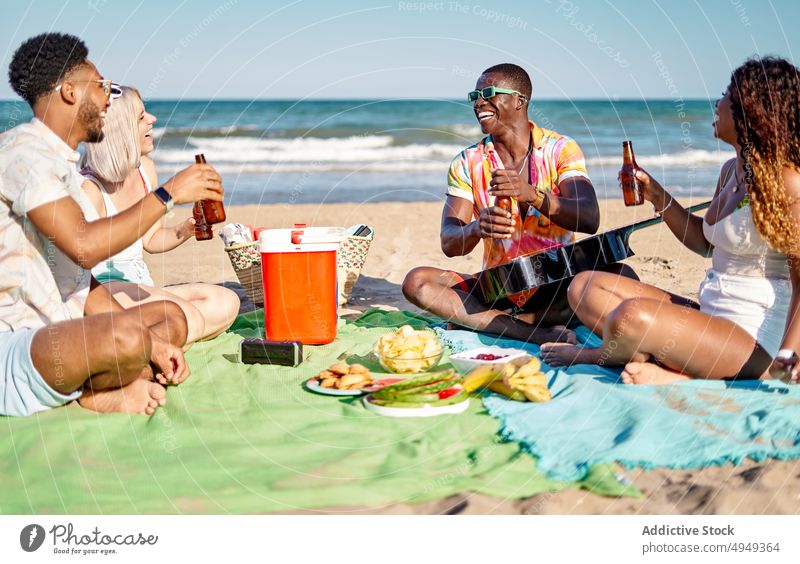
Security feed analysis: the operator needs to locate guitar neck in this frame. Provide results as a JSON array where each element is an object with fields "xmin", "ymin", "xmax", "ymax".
[
  {"xmin": 624, "ymin": 200, "xmax": 712, "ymax": 235},
  {"xmin": 477, "ymin": 200, "xmax": 711, "ymax": 303}
]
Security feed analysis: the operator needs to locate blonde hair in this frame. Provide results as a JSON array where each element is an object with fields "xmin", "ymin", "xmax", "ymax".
[{"xmin": 80, "ymin": 86, "xmax": 142, "ymax": 183}]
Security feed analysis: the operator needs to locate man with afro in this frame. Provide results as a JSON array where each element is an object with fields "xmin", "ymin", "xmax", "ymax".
[{"xmin": 0, "ymin": 33, "xmax": 224, "ymax": 416}]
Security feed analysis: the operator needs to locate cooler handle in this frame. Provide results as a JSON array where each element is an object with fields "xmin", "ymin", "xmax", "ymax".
[
  {"xmin": 290, "ymin": 227, "xmax": 346, "ymax": 246},
  {"xmin": 290, "ymin": 224, "xmax": 307, "ymax": 245}
]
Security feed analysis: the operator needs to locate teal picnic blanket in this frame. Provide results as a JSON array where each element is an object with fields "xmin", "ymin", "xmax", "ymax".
[
  {"xmin": 0, "ymin": 309, "xmax": 637, "ymax": 514},
  {"xmin": 437, "ymin": 326, "xmax": 800, "ymax": 481}
]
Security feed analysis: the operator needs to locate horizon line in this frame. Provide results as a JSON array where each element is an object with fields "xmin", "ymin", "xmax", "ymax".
[{"xmin": 0, "ymin": 96, "xmax": 716, "ymax": 103}]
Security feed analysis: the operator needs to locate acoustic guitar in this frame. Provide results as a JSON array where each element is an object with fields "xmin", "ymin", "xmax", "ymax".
[{"xmin": 476, "ymin": 201, "xmax": 712, "ymax": 303}]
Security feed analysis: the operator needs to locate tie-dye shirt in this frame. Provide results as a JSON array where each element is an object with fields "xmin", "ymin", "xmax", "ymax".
[
  {"xmin": 0, "ymin": 119, "xmax": 94, "ymax": 332},
  {"xmin": 448, "ymin": 120, "xmax": 589, "ymax": 262}
]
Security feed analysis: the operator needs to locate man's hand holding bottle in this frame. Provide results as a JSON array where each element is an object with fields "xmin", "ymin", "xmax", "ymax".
[{"xmin": 163, "ymin": 163, "xmax": 223, "ymax": 204}]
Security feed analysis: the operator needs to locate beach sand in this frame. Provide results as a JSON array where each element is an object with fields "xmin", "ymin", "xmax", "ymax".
[{"xmin": 146, "ymin": 198, "xmax": 800, "ymax": 515}]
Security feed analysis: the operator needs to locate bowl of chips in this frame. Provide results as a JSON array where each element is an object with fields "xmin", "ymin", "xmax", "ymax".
[{"xmin": 374, "ymin": 325, "xmax": 443, "ymax": 374}]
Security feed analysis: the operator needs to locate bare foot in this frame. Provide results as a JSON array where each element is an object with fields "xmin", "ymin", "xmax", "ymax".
[
  {"xmin": 530, "ymin": 324, "xmax": 577, "ymax": 345},
  {"xmin": 621, "ymin": 361, "xmax": 691, "ymax": 385},
  {"xmin": 78, "ymin": 380, "xmax": 167, "ymax": 415},
  {"xmin": 540, "ymin": 342, "xmax": 603, "ymax": 367}
]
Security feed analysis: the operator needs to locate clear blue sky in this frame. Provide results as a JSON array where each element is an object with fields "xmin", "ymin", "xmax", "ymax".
[{"xmin": 1, "ymin": 0, "xmax": 797, "ymax": 100}]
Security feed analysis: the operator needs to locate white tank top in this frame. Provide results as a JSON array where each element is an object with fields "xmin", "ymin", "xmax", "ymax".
[
  {"xmin": 82, "ymin": 166, "xmax": 154, "ymax": 281},
  {"xmin": 702, "ymin": 168, "xmax": 789, "ymax": 279}
]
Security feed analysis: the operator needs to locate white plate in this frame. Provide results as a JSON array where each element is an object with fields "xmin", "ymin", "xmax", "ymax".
[
  {"xmin": 449, "ymin": 347, "xmax": 530, "ymax": 375},
  {"xmin": 362, "ymin": 394, "xmax": 470, "ymax": 417},
  {"xmin": 306, "ymin": 378, "xmax": 363, "ymax": 396},
  {"xmin": 305, "ymin": 377, "xmax": 405, "ymax": 397}
]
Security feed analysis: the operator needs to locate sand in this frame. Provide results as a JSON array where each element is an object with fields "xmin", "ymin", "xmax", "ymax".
[{"xmin": 145, "ymin": 198, "xmax": 800, "ymax": 515}]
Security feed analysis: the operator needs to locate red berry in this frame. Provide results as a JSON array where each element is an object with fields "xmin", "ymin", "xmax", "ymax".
[{"xmin": 472, "ymin": 353, "xmax": 508, "ymax": 360}]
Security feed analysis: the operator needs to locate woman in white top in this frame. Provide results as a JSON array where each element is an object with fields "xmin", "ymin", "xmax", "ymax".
[
  {"xmin": 81, "ymin": 87, "xmax": 239, "ymax": 345},
  {"xmin": 539, "ymin": 56, "xmax": 800, "ymax": 384}
]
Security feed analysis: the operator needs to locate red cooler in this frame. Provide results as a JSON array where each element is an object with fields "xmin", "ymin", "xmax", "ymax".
[{"xmin": 259, "ymin": 225, "xmax": 344, "ymax": 344}]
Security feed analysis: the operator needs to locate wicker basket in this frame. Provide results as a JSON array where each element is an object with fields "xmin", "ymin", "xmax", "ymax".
[
  {"xmin": 224, "ymin": 228, "xmax": 374, "ymax": 307},
  {"xmin": 336, "ymin": 231, "xmax": 374, "ymax": 305},
  {"xmin": 225, "ymin": 241, "xmax": 263, "ymax": 306}
]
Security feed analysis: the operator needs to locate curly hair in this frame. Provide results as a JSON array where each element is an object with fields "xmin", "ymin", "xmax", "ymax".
[
  {"xmin": 8, "ymin": 32, "xmax": 88, "ymax": 107},
  {"xmin": 729, "ymin": 56, "xmax": 800, "ymax": 255}
]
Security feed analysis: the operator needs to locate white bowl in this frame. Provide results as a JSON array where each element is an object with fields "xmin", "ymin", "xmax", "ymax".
[{"xmin": 449, "ymin": 346, "xmax": 530, "ymax": 375}]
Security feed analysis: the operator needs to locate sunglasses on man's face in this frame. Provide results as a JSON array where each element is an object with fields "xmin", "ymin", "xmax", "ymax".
[
  {"xmin": 55, "ymin": 79, "xmax": 123, "ymax": 99},
  {"xmin": 467, "ymin": 85, "xmax": 526, "ymax": 103}
]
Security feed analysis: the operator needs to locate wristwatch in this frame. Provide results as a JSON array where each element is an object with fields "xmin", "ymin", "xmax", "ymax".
[
  {"xmin": 153, "ymin": 186, "xmax": 174, "ymax": 212},
  {"xmin": 533, "ymin": 187, "xmax": 547, "ymax": 209}
]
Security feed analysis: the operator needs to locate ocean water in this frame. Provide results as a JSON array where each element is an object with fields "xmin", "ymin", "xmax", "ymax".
[{"xmin": 0, "ymin": 98, "xmax": 731, "ymax": 205}]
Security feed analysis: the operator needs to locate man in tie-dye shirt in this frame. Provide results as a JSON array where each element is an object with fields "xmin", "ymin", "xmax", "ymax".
[{"xmin": 404, "ymin": 63, "xmax": 607, "ymax": 343}]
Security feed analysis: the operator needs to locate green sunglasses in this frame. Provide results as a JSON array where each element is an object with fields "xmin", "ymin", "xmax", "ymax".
[{"xmin": 467, "ymin": 85, "xmax": 526, "ymax": 103}]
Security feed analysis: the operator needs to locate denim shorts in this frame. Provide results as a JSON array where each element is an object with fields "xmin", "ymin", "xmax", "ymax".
[{"xmin": 1, "ymin": 328, "xmax": 82, "ymax": 417}]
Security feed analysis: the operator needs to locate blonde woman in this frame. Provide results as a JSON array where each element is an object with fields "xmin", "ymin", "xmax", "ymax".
[{"xmin": 81, "ymin": 86, "xmax": 239, "ymax": 345}]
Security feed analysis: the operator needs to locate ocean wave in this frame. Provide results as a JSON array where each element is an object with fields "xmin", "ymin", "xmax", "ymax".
[
  {"xmin": 152, "ymin": 161, "xmax": 450, "ymax": 174},
  {"xmin": 189, "ymin": 134, "xmax": 396, "ymax": 150},
  {"xmin": 154, "ymin": 124, "xmax": 484, "ymax": 143},
  {"xmin": 151, "ymin": 134, "xmax": 734, "ymax": 174},
  {"xmin": 151, "ymin": 125, "xmax": 260, "ymax": 139},
  {"xmin": 154, "ymin": 135, "xmax": 464, "ymax": 164},
  {"xmin": 445, "ymin": 124, "xmax": 482, "ymax": 138},
  {"xmin": 587, "ymin": 149, "xmax": 734, "ymax": 167}
]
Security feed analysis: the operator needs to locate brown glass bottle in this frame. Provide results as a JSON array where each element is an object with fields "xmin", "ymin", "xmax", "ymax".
[
  {"xmin": 495, "ymin": 195, "xmax": 513, "ymax": 215},
  {"xmin": 620, "ymin": 141, "xmax": 644, "ymax": 206},
  {"xmin": 493, "ymin": 179, "xmax": 521, "ymax": 243},
  {"xmin": 620, "ymin": 140, "xmax": 644, "ymax": 206},
  {"xmin": 192, "ymin": 154, "xmax": 226, "ymax": 240}
]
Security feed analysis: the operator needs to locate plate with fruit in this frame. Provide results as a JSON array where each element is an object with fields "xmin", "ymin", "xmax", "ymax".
[
  {"xmin": 461, "ymin": 356, "xmax": 552, "ymax": 403},
  {"xmin": 363, "ymin": 369, "xmax": 469, "ymax": 417},
  {"xmin": 306, "ymin": 362, "xmax": 403, "ymax": 396}
]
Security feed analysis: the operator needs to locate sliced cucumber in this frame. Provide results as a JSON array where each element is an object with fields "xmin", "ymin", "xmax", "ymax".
[
  {"xmin": 408, "ymin": 375, "xmax": 462, "ymax": 394},
  {"xmin": 372, "ymin": 391, "xmax": 441, "ymax": 403},
  {"xmin": 377, "ymin": 369, "xmax": 455, "ymax": 393},
  {"xmin": 369, "ymin": 389, "xmax": 468, "ymax": 409},
  {"xmin": 372, "ymin": 375, "xmax": 459, "ymax": 400}
]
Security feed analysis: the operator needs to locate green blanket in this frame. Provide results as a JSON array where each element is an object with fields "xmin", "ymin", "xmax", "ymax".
[{"xmin": 0, "ymin": 310, "xmax": 636, "ymax": 514}]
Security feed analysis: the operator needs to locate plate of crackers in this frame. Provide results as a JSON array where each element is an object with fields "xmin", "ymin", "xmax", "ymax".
[{"xmin": 306, "ymin": 362, "xmax": 403, "ymax": 396}]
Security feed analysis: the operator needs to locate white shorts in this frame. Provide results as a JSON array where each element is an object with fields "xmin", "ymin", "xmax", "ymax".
[
  {"xmin": 93, "ymin": 258, "xmax": 155, "ymax": 287},
  {"xmin": 698, "ymin": 269, "xmax": 791, "ymax": 357},
  {"xmin": 1, "ymin": 329, "xmax": 82, "ymax": 416}
]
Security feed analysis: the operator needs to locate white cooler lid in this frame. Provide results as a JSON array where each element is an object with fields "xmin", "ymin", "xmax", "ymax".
[{"xmin": 259, "ymin": 226, "xmax": 345, "ymax": 253}]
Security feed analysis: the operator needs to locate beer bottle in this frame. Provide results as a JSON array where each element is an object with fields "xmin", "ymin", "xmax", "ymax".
[
  {"xmin": 495, "ymin": 194, "xmax": 513, "ymax": 215},
  {"xmin": 499, "ymin": 194, "xmax": 523, "ymax": 235},
  {"xmin": 620, "ymin": 140, "xmax": 644, "ymax": 206},
  {"xmin": 486, "ymin": 149, "xmax": 520, "ymax": 242},
  {"xmin": 192, "ymin": 154, "xmax": 226, "ymax": 240}
]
